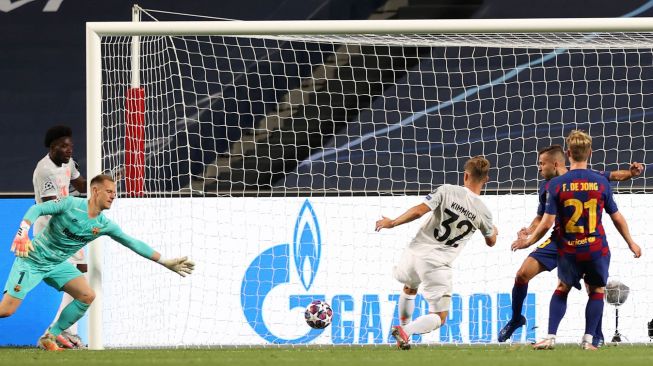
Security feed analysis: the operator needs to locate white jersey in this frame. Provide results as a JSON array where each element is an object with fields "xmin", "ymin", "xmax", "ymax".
[
  {"xmin": 407, "ymin": 184, "xmax": 494, "ymax": 266},
  {"xmin": 32, "ymin": 154, "xmax": 80, "ymax": 234}
]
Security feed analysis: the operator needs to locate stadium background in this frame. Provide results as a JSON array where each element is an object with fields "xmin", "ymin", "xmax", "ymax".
[{"xmin": 1, "ymin": 0, "xmax": 653, "ymax": 346}]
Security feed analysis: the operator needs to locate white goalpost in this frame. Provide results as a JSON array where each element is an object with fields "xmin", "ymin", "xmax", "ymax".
[{"xmin": 86, "ymin": 17, "xmax": 653, "ymax": 349}]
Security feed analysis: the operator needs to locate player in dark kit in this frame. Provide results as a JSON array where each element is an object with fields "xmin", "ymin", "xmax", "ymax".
[
  {"xmin": 512, "ymin": 130, "xmax": 641, "ymax": 350},
  {"xmin": 498, "ymin": 145, "xmax": 642, "ymax": 345}
]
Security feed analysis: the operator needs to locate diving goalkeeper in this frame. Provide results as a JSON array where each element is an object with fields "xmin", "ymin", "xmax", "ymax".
[{"xmin": 0, "ymin": 174, "xmax": 195, "ymax": 351}]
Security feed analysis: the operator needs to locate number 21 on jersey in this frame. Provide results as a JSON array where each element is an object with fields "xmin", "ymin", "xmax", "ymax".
[{"xmin": 563, "ymin": 198, "xmax": 597, "ymax": 234}]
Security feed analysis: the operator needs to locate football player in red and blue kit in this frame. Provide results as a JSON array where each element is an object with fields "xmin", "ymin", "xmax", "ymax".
[
  {"xmin": 498, "ymin": 145, "xmax": 642, "ymax": 346},
  {"xmin": 512, "ymin": 130, "xmax": 641, "ymax": 350}
]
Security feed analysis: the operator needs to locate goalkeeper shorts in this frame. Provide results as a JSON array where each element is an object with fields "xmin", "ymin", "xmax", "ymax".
[{"xmin": 3, "ymin": 258, "xmax": 83, "ymax": 300}]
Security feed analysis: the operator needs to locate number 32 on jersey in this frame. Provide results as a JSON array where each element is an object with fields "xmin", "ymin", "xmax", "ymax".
[{"xmin": 433, "ymin": 208, "xmax": 473, "ymax": 247}]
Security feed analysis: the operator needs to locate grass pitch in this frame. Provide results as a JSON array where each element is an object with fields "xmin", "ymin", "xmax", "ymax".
[{"xmin": 1, "ymin": 344, "xmax": 652, "ymax": 366}]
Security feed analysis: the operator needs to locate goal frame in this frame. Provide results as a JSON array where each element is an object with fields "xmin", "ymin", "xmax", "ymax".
[{"xmin": 85, "ymin": 17, "xmax": 653, "ymax": 350}]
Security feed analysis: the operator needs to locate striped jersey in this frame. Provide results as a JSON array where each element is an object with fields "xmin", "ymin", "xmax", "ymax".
[{"xmin": 544, "ymin": 169, "xmax": 618, "ymax": 261}]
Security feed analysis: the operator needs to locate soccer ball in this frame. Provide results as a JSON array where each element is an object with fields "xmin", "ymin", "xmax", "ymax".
[{"xmin": 304, "ymin": 300, "xmax": 333, "ymax": 329}]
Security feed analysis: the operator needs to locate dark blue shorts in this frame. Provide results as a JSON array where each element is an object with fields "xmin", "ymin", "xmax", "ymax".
[
  {"xmin": 557, "ymin": 253, "xmax": 611, "ymax": 290},
  {"xmin": 528, "ymin": 238, "xmax": 558, "ymax": 272}
]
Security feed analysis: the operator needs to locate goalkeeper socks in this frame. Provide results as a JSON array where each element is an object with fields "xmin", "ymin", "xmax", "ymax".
[
  {"xmin": 52, "ymin": 292, "xmax": 78, "ymax": 333},
  {"xmin": 49, "ymin": 300, "xmax": 90, "ymax": 337},
  {"xmin": 585, "ymin": 292, "xmax": 605, "ymax": 337},
  {"xmin": 398, "ymin": 292, "xmax": 416, "ymax": 326},
  {"xmin": 547, "ymin": 290, "xmax": 568, "ymax": 335},
  {"xmin": 511, "ymin": 279, "xmax": 528, "ymax": 322},
  {"xmin": 404, "ymin": 313, "xmax": 441, "ymax": 336}
]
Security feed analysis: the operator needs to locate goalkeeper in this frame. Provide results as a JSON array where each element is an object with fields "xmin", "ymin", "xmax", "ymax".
[{"xmin": 0, "ymin": 174, "xmax": 195, "ymax": 351}]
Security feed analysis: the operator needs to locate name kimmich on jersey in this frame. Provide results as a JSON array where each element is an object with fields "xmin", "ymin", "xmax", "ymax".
[{"xmin": 407, "ymin": 184, "xmax": 494, "ymax": 266}]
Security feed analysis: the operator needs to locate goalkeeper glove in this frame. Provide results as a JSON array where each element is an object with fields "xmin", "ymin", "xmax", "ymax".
[
  {"xmin": 158, "ymin": 256, "xmax": 195, "ymax": 277},
  {"xmin": 10, "ymin": 220, "xmax": 34, "ymax": 258}
]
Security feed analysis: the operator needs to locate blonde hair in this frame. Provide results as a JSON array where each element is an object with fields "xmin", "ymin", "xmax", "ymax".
[
  {"xmin": 90, "ymin": 174, "xmax": 115, "ymax": 186},
  {"xmin": 464, "ymin": 156, "xmax": 490, "ymax": 181},
  {"xmin": 566, "ymin": 130, "xmax": 592, "ymax": 162}
]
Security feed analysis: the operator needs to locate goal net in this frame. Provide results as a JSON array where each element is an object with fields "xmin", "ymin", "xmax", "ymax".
[{"xmin": 88, "ymin": 18, "xmax": 653, "ymax": 348}]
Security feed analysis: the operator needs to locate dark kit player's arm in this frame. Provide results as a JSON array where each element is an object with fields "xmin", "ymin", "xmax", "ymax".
[
  {"xmin": 512, "ymin": 214, "xmax": 554, "ymax": 251},
  {"xmin": 608, "ymin": 162, "xmax": 644, "ymax": 181},
  {"xmin": 71, "ymin": 176, "xmax": 87, "ymax": 193},
  {"xmin": 520, "ymin": 216, "xmax": 542, "ymax": 237},
  {"xmin": 609, "ymin": 212, "xmax": 642, "ymax": 258}
]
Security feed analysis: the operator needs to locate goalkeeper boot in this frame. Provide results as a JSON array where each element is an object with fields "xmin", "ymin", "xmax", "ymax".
[
  {"xmin": 60, "ymin": 330, "xmax": 86, "ymax": 349},
  {"xmin": 390, "ymin": 326, "xmax": 411, "ymax": 350},
  {"xmin": 37, "ymin": 332, "xmax": 63, "ymax": 352},
  {"xmin": 498, "ymin": 315, "xmax": 526, "ymax": 342},
  {"xmin": 532, "ymin": 336, "xmax": 555, "ymax": 350},
  {"xmin": 55, "ymin": 333, "xmax": 75, "ymax": 349}
]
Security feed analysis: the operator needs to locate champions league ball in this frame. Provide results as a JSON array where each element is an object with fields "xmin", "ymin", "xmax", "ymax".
[{"xmin": 304, "ymin": 300, "xmax": 333, "ymax": 329}]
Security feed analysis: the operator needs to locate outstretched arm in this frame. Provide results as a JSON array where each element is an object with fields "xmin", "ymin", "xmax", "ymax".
[
  {"xmin": 608, "ymin": 162, "xmax": 644, "ymax": 181},
  {"xmin": 107, "ymin": 224, "xmax": 195, "ymax": 276},
  {"xmin": 609, "ymin": 211, "xmax": 642, "ymax": 258},
  {"xmin": 375, "ymin": 203, "xmax": 431, "ymax": 231}
]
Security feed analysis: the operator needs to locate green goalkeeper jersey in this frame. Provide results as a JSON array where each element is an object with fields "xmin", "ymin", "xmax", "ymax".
[{"xmin": 23, "ymin": 196, "xmax": 155, "ymax": 270}]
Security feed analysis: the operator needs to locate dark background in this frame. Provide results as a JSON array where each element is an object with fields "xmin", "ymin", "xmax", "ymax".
[{"xmin": 2, "ymin": 0, "xmax": 653, "ymax": 193}]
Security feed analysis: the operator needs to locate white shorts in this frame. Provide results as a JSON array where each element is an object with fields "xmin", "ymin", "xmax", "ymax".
[
  {"xmin": 393, "ymin": 249, "xmax": 452, "ymax": 312},
  {"xmin": 33, "ymin": 216, "xmax": 87, "ymax": 265}
]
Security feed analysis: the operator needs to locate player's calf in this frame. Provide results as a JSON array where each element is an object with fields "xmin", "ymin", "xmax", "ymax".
[
  {"xmin": 0, "ymin": 308, "xmax": 15, "ymax": 318},
  {"xmin": 398, "ymin": 287, "xmax": 417, "ymax": 326},
  {"xmin": 0, "ymin": 294, "xmax": 22, "ymax": 318}
]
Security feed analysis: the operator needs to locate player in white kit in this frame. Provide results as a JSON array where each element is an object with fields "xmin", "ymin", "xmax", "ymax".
[
  {"xmin": 32, "ymin": 125, "xmax": 87, "ymax": 348},
  {"xmin": 375, "ymin": 156, "xmax": 498, "ymax": 350}
]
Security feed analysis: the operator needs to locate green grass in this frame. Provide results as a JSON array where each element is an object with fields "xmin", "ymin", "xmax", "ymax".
[{"xmin": 1, "ymin": 344, "xmax": 652, "ymax": 366}]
